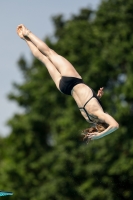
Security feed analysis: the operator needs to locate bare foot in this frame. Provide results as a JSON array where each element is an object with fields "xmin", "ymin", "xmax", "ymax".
[
  {"xmin": 17, "ymin": 25, "xmax": 25, "ymax": 39},
  {"xmin": 17, "ymin": 24, "xmax": 30, "ymax": 39}
]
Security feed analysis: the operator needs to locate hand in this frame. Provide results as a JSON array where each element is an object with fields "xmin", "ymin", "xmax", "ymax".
[
  {"xmin": 90, "ymin": 133, "xmax": 101, "ymax": 140},
  {"xmin": 82, "ymin": 132, "xmax": 98, "ymax": 143},
  {"xmin": 97, "ymin": 87, "xmax": 104, "ymax": 98}
]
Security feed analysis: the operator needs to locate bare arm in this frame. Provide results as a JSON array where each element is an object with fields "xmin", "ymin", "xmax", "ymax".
[
  {"xmin": 92, "ymin": 124, "xmax": 119, "ymax": 140},
  {"xmin": 92, "ymin": 113, "xmax": 119, "ymax": 140}
]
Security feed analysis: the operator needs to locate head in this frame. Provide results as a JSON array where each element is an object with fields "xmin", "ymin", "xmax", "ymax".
[
  {"xmin": 82, "ymin": 122, "xmax": 108, "ymax": 135},
  {"xmin": 82, "ymin": 122, "xmax": 109, "ymax": 142},
  {"xmin": 96, "ymin": 122, "xmax": 109, "ymax": 132}
]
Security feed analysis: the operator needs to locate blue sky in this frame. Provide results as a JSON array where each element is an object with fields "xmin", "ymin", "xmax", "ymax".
[{"xmin": 0, "ymin": 0, "xmax": 101, "ymax": 136}]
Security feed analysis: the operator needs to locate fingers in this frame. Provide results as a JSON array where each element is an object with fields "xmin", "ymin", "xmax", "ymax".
[
  {"xmin": 97, "ymin": 87, "xmax": 104, "ymax": 98},
  {"xmin": 98, "ymin": 87, "xmax": 104, "ymax": 92},
  {"xmin": 83, "ymin": 132, "xmax": 97, "ymax": 143},
  {"xmin": 99, "ymin": 87, "xmax": 104, "ymax": 92}
]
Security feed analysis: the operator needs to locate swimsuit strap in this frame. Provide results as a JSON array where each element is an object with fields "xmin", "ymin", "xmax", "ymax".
[
  {"xmin": 79, "ymin": 95, "xmax": 98, "ymax": 122},
  {"xmin": 83, "ymin": 96, "xmax": 94, "ymax": 108},
  {"xmin": 81, "ymin": 107, "xmax": 94, "ymax": 122}
]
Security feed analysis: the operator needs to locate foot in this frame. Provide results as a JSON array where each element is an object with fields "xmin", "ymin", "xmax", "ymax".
[
  {"xmin": 17, "ymin": 24, "xmax": 31, "ymax": 39},
  {"xmin": 17, "ymin": 25, "xmax": 25, "ymax": 39}
]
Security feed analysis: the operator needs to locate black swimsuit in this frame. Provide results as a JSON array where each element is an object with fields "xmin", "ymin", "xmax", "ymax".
[
  {"xmin": 59, "ymin": 76, "xmax": 83, "ymax": 95},
  {"xmin": 59, "ymin": 76, "xmax": 103, "ymax": 122}
]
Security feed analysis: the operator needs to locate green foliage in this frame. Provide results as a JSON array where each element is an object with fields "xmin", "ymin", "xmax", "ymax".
[{"xmin": 0, "ymin": 0, "xmax": 133, "ymax": 199}]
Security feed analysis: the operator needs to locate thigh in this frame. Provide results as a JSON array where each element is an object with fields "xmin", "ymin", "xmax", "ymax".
[
  {"xmin": 49, "ymin": 50, "xmax": 82, "ymax": 78},
  {"xmin": 42, "ymin": 56, "xmax": 61, "ymax": 90}
]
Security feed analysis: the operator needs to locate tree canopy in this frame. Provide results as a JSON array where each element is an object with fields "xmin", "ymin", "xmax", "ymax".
[{"xmin": 0, "ymin": 0, "xmax": 133, "ymax": 199}]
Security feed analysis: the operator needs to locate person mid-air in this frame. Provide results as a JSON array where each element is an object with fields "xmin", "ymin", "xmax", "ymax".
[{"xmin": 17, "ymin": 24, "xmax": 119, "ymax": 142}]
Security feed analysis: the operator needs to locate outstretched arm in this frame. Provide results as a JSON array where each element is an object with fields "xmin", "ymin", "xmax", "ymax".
[
  {"xmin": 92, "ymin": 125, "xmax": 119, "ymax": 140},
  {"xmin": 88, "ymin": 113, "xmax": 119, "ymax": 140}
]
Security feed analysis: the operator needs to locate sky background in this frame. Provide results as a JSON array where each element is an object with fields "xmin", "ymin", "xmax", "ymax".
[{"xmin": 0, "ymin": 0, "xmax": 101, "ymax": 136}]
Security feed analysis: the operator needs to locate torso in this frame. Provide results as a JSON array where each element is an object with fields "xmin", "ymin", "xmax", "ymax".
[{"xmin": 71, "ymin": 83, "xmax": 105, "ymax": 124}]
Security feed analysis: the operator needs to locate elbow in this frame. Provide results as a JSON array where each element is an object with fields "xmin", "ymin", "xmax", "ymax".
[
  {"xmin": 112, "ymin": 123, "xmax": 119, "ymax": 131},
  {"xmin": 115, "ymin": 122, "xmax": 119, "ymax": 130}
]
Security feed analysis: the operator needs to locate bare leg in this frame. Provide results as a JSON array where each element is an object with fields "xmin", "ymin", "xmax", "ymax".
[
  {"xmin": 17, "ymin": 26, "xmax": 61, "ymax": 90},
  {"xmin": 18, "ymin": 24, "xmax": 82, "ymax": 78},
  {"xmin": 26, "ymin": 39, "xmax": 61, "ymax": 89}
]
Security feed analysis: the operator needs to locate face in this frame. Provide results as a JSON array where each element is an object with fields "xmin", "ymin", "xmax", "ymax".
[{"xmin": 96, "ymin": 123, "xmax": 108, "ymax": 132}]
